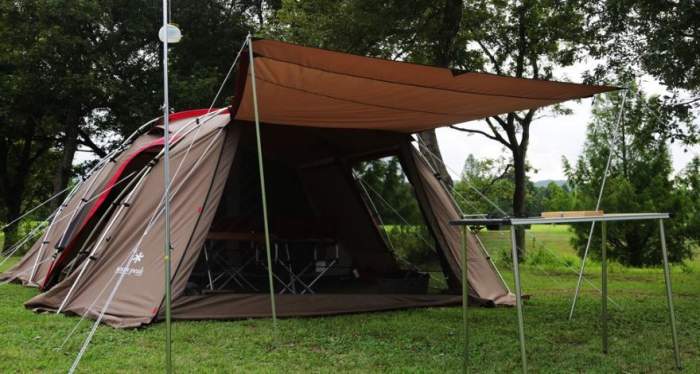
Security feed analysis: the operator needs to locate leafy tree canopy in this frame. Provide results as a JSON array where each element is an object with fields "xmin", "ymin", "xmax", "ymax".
[{"xmin": 565, "ymin": 86, "xmax": 698, "ymax": 265}]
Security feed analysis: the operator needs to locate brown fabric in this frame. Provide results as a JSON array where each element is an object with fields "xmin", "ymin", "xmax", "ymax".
[
  {"xmin": 298, "ymin": 162, "xmax": 400, "ymax": 274},
  {"xmin": 26, "ymin": 115, "xmax": 230, "ymax": 328},
  {"xmin": 0, "ymin": 132, "xmax": 162, "ymax": 287},
  {"xmin": 170, "ymin": 293, "xmax": 461, "ymax": 321},
  {"xmin": 233, "ymin": 39, "xmax": 617, "ymax": 133},
  {"xmin": 170, "ymin": 126, "xmax": 241, "ymax": 301},
  {"xmin": 402, "ymin": 144, "xmax": 515, "ymax": 306}
]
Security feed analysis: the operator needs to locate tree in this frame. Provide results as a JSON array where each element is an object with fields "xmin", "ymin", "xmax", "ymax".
[
  {"xmin": 0, "ymin": 0, "xmax": 260, "ymax": 251},
  {"xmin": 354, "ymin": 157, "xmax": 422, "ymax": 226},
  {"xmin": 449, "ymin": 0, "xmax": 597, "ymax": 259},
  {"xmin": 590, "ymin": 0, "xmax": 700, "ymax": 94},
  {"xmin": 455, "ymin": 154, "xmax": 514, "ymax": 216},
  {"xmin": 586, "ymin": 0, "xmax": 699, "ymax": 143},
  {"xmin": 565, "ymin": 87, "xmax": 697, "ymax": 266},
  {"xmin": 675, "ymin": 157, "xmax": 700, "ymax": 252}
]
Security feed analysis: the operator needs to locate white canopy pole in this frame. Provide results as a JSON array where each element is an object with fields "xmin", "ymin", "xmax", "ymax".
[{"xmin": 569, "ymin": 90, "xmax": 628, "ymax": 320}]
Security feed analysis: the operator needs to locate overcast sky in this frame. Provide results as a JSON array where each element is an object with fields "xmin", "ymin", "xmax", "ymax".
[{"xmin": 434, "ymin": 68, "xmax": 700, "ymax": 182}]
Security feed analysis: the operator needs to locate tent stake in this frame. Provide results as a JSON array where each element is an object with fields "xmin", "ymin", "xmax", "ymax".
[
  {"xmin": 247, "ymin": 33, "xmax": 278, "ymax": 329},
  {"xmin": 461, "ymin": 226, "xmax": 469, "ymax": 374},
  {"xmin": 510, "ymin": 226, "xmax": 527, "ymax": 373},
  {"xmin": 659, "ymin": 219, "xmax": 682, "ymax": 369}
]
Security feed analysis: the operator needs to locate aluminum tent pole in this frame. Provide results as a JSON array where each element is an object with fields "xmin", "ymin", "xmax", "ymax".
[
  {"xmin": 160, "ymin": 0, "xmax": 173, "ymax": 371},
  {"xmin": 659, "ymin": 219, "xmax": 682, "ymax": 369},
  {"xmin": 510, "ymin": 225, "xmax": 527, "ymax": 373},
  {"xmin": 461, "ymin": 226, "xmax": 469, "ymax": 374},
  {"xmin": 247, "ymin": 33, "xmax": 278, "ymax": 328},
  {"xmin": 569, "ymin": 91, "xmax": 628, "ymax": 320},
  {"xmin": 601, "ymin": 221, "xmax": 608, "ymax": 354}
]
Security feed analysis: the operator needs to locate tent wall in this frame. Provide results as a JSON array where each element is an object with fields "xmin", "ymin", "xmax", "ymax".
[
  {"xmin": 0, "ymin": 132, "xmax": 162, "ymax": 287},
  {"xmin": 169, "ymin": 126, "xmax": 241, "ymax": 301},
  {"xmin": 26, "ymin": 116, "xmax": 229, "ymax": 328},
  {"xmin": 400, "ymin": 143, "xmax": 515, "ymax": 306},
  {"xmin": 298, "ymin": 162, "xmax": 400, "ymax": 275},
  {"xmin": 24, "ymin": 116, "xmax": 514, "ymax": 327},
  {"xmin": 171, "ymin": 293, "xmax": 461, "ymax": 320}
]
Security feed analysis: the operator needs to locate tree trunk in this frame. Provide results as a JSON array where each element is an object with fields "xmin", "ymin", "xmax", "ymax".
[
  {"xmin": 512, "ymin": 148, "xmax": 527, "ymax": 261},
  {"xmin": 417, "ymin": 131, "xmax": 454, "ymax": 189},
  {"xmin": 52, "ymin": 119, "xmax": 79, "ymax": 208},
  {"xmin": 2, "ymin": 193, "xmax": 22, "ymax": 252},
  {"xmin": 417, "ymin": 0, "xmax": 463, "ymax": 190},
  {"xmin": 0, "ymin": 125, "xmax": 36, "ymax": 252}
]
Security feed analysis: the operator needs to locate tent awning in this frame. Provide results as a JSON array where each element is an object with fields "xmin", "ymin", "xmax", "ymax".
[{"xmin": 232, "ymin": 39, "xmax": 617, "ymax": 133}]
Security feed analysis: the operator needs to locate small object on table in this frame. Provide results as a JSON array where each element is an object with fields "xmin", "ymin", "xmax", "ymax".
[{"xmin": 540, "ymin": 210, "xmax": 604, "ymax": 218}]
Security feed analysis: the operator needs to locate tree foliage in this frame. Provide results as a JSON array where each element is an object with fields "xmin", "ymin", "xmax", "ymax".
[
  {"xmin": 589, "ymin": 0, "xmax": 700, "ymax": 93},
  {"xmin": 0, "ymin": 0, "xmax": 258, "ymax": 250},
  {"xmin": 354, "ymin": 157, "xmax": 422, "ymax": 226},
  {"xmin": 455, "ymin": 154, "xmax": 576, "ymax": 217},
  {"xmin": 565, "ymin": 87, "xmax": 698, "ymax": 265}
]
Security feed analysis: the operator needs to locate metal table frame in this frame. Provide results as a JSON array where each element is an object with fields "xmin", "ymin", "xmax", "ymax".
[{"xmin": 450, "ymin": 213, "xmax": 681, "ymax": 373}]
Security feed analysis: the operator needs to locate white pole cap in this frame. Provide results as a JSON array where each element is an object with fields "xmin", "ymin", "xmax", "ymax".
[{"xmin": 158, "ymin": 24, "xmax": 182, "ymax": 43}]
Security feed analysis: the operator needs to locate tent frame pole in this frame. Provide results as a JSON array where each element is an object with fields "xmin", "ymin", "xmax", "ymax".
[
  {"xmin": 510, "ymin": 226, "xmax": 527, "ymax": 373},
  {"xmin": 160, "ymin": 0, "xmax": 173, "ymax": 371},
  {"xmin": 601, "ymin": 221, "xmax": 608, "ymax": 353},
  {"xmin": 247, "ymin": 33, "xmax": 278, "ymax": 328},
  {"xmin": 461, "ymin": 226, "xmax": 469, "ymax": 373},
  {"xmin": 570, "ymin": 91, "xmax": 628, "ymax": 320},
  {"xmin": 659, "ymin": 219, "xmax": 682, "ymax": 369}
]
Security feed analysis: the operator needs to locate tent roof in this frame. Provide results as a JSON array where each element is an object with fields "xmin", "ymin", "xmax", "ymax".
[{"xmin": 232, "ymin": 39, "xmax": 617, "ymax": 133}]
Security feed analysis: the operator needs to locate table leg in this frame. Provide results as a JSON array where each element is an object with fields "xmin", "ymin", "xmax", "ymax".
[
  {"xmin": 601, "ymin": 221, "xmax": 608, "ymax": 354},
  {"xmin": 510, "ymin": 226, "xmax": 527, "ymax": 373},
  {"xmin": 659, "ymin": 219, "xmax": 682, "ymax": 369},
  {"xmin": 461, "ymin": 226, "xmax": 469, "ymax": 374}
]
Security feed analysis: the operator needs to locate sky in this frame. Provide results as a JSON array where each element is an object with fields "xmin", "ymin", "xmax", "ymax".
[{"xmin": 434, "ymin": 68, "xmax": 700, "ymax": 183}]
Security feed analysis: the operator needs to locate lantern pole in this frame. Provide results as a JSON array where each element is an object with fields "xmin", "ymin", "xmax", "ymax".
[{"xmin": 158, "ymin": 2, "xmax": 181, "ymax": 372}]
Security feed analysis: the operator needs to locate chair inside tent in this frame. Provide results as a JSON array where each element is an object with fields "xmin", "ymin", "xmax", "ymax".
[{"xmin": 2, "ymin": 39, "xmax": 614, "ymax": 328}]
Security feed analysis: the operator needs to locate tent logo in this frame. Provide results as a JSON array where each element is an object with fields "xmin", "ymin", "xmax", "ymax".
[
  {"xmin": 131, "ymin": 252, "xmax": 145, "ymax": 263},
  {"xmin": 115, "ymin": 252, "xmax": 145, "ymax": 277},
  {"xmin": 116, "ymin": 266, "xmax": 144, "ymax": 277}
]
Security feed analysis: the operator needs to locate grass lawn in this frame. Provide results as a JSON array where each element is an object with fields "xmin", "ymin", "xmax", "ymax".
[{"xmin": 0, "ymin": 226, "xmax": 698, "ymax": 372}]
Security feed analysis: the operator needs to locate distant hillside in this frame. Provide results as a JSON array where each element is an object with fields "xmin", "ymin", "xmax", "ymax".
[{"xmin": 533, "ymin": 179, "xmax": 567, "ymax": 188}]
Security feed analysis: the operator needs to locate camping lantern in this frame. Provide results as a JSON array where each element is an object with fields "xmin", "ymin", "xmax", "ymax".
[{"xmin": 158, "ymin": 24, "xmax": 182, "ymax": 44}]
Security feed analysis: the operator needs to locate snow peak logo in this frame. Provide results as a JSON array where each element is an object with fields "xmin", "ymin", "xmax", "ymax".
[{"xmin": 115, "ymin": 252, "xmax": 145, "ymax": 277}]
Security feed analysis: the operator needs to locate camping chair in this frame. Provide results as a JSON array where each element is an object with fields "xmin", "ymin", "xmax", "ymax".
[
  {"xmin": 203, "ymin": 231, "xmax": 266, "ymax": 292},
  {"xmin": 275, "ymin": 239, "xmax": 340, "ymax": 295}
]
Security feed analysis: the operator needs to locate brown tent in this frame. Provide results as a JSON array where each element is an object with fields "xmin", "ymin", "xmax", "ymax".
[{"xmin": 3, "ymin": 39, "xmax": 614, "ymax": 328}]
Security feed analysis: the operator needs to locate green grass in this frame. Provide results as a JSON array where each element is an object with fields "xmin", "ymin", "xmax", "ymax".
[{"xmin": 1, "ymin": 226, "xmax": 699, "ymax": 373}]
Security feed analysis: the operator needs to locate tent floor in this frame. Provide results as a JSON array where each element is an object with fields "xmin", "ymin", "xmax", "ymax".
[{"xmin": 168, "ymin": 293, "xmax": 462, "ymax": 321}]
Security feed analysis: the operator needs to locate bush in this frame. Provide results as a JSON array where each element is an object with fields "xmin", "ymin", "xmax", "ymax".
[{"xmin": 383, "ymin": 225, "xmax": 438, "ymax": 269}]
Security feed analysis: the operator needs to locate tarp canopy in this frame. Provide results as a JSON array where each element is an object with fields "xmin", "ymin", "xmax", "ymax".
[{"xmin": 233, "ymin": 39, "xmax": 617, "ymax": 133}]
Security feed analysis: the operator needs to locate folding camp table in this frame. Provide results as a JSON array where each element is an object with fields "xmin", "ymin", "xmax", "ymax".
[{"xmin": 450, "ymin": 213, "xmax": 682, "ymax": 373}]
